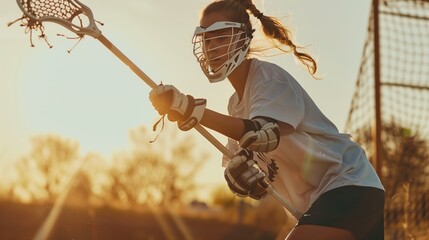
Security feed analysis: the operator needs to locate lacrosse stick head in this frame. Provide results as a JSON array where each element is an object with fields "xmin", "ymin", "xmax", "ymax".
[{"xmin": 15, "ymin": 0, "xmax": 101, "ymax": 39}]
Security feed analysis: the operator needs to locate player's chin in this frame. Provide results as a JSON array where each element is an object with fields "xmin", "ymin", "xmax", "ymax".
[{"xmin": 208, "ymin": 58, "xmax": 225, "ymax": 69}]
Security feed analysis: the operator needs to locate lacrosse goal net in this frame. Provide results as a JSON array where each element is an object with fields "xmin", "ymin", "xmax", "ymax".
[{"xmin": 345, "ymin": 0, "xmax": 429, "ymax": 238}]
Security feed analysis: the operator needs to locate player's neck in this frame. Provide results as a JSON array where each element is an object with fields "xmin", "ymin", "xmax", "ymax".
[{"xmin": 228, "ymin": 58, "xmax": 251, "ymax": 101}]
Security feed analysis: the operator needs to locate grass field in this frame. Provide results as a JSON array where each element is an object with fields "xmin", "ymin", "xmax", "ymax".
[{"xmin": 0, "ymin": 201, "xmax": 281, "ymax": 240}]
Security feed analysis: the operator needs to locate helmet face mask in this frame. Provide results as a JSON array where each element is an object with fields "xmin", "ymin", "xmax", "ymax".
[{"xmin": 192, "ymin": 21, "xmax": 251, "ymax": 83}]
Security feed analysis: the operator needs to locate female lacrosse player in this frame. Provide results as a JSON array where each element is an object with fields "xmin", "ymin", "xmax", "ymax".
[{"xmin": 149, "ymin": 0, "xmax": 385, "ymax": 239}]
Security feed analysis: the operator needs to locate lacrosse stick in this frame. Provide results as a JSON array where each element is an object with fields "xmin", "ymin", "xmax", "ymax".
[{"xmin": 12, "ymin": 0, "xmax": 302, "ymax": 218}]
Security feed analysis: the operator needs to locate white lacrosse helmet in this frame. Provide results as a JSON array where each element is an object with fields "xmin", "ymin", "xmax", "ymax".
[{"xmin": 192, "ymin": 21, "xmax": 252, "ymax": 83}]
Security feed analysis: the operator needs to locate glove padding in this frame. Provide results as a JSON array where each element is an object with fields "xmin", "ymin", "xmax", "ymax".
[
  {"xmin": 239, "ymin": 121, "xmax": 280, "ymax": 152},
  {"xmin": 224, "ymin": 149, "xmax": 268, "ymax": 200},
  {"xmin": 149, "ymin": 85, "xmax": 206, "ymax": 131}
]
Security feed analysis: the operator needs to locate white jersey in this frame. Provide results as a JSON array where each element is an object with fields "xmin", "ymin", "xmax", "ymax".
[{"xmin": 223, "ymin": 58, "xmax": 384, "ymax": 214}]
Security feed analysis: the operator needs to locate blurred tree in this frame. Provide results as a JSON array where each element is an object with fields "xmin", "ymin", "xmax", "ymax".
[
  {"xmin": 0, "ymin": 167, "xmax": 15, "ymax": 201},
  {"xmin": 105, "ymin": 125, "xmax": 208, "ymax": 207},
  {"xmin": 211, "ymin": 185, "xmax": 239, "ymax": 209},
  {"xmin": 354, "ymin": 122, "xmax": 429, "ymax": 199},
  {"xmin": 10, "ymin": 134, "xmax": 80, "ymax": 202},
  {"xmin": 66, "ymin": 153, "xmax": 110, "ymax": 207}
]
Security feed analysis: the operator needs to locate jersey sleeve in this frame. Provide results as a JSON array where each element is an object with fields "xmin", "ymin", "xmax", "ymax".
[{"xmin": 249, "ymin": 70, "xmax": 305, "ymax": 129}]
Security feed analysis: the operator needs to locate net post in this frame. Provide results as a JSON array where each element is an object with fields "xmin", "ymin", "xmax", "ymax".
[{"xmin": 372, "ymin": 0, "xmax": 383, "ymax": 181}]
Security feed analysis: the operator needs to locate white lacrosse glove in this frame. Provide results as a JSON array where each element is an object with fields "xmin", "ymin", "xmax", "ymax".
[
  {"xmin": 149, "ymin": 84, "xmax": 206, "ymax": 131},
  {"xmin": 224, "ymin": 149, "xmax": 268, "ymax": 200}
]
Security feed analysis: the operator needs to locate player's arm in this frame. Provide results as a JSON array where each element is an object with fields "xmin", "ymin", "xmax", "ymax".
[
  {"xmin": 200, "ymin": 108, "xmax": 244, "ymax": 141},
  {"xmin": 201, "ymin": 109, "xmax": 283, "ymax": 152},
  {"xmin": 149, "ymin": 84, "xmax": 285, "ymax": 152}
]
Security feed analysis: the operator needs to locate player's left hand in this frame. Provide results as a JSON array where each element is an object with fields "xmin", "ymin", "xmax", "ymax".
[
  {"xmin": 224, "ymin": 149, "xmax": 268, "ymax": 200},
  {"xmin": 149, "ymin": 84, "xmax": 206, "ymax": 131}
]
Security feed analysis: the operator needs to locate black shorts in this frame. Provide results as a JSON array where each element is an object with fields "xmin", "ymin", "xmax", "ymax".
[{"xmin": 297, "ymin": 186, "xmax": 385, "ymax": 240}]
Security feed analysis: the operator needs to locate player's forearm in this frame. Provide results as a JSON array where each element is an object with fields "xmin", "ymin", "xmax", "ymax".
[{"xmin": 200, "ymin": 108, "xmax": 244, "ymax": 141}]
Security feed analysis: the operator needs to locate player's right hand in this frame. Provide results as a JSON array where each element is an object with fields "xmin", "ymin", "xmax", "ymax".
[{"xmin": 149, "ymin": 84, "xmax": 206, "ymax": 131}]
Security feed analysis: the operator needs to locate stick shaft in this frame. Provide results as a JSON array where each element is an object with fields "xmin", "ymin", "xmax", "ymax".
[
  {"xmin": 97, "ymin": 34, "xmax": 300, "ymax": 217},
  {"xmin": 98, "ymin": 34, "xmax": 158, "ymax": 89}
]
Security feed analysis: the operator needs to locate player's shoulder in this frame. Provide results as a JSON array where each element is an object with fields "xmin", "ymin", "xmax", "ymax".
[
  {"xmin": 251, "ymin": 58, "xmax": 283, "ymax": 73},
  {"xmin": 250, "ymin": 58, "xmax": 298, "ymax": 86}
]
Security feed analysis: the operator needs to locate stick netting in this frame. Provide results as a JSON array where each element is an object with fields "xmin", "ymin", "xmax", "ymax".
[
  {"xmin": 8, "ymin": 0, "xmax": 82, "ymax": 47},
  {"xmin": 20, "ymin": 0, "xmax": 82, "ymax": 20},
  {"xmin": 9, "ymin": 0, "xmax": 102, "ymax": 49},
  {"xmin": 345, "ymin": 0, "xmax": 429, "ymax": 238}
]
